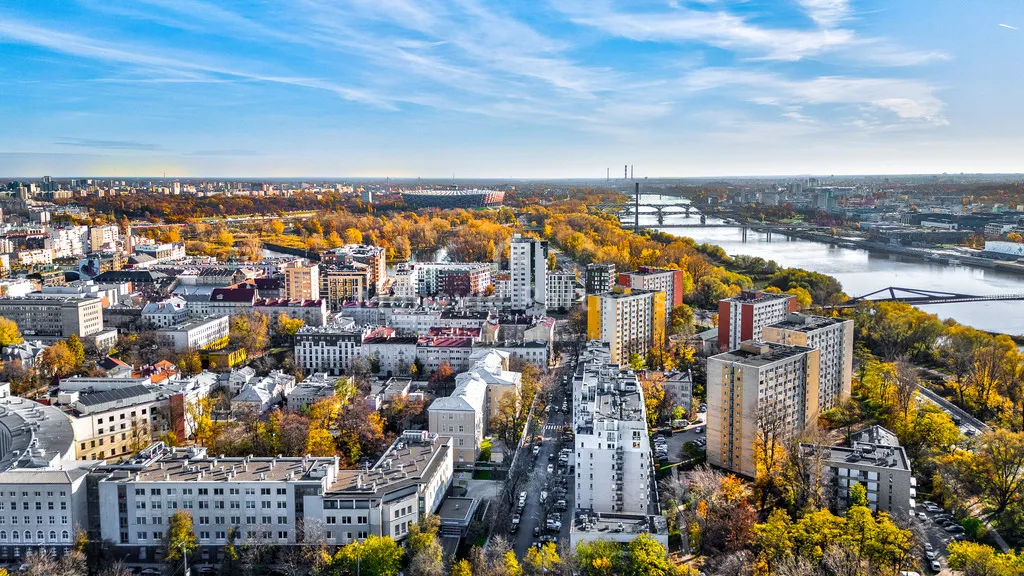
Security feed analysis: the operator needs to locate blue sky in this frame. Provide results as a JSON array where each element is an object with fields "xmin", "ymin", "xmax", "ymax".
[{"xmin": 0, "ymin": 0, "xmax": 1022, "ymax": 178}]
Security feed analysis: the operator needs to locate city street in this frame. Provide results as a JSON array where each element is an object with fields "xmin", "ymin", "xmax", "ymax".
[{"xmin": 511, "ymin": 364, "xmax": 575, "ymax": 557}]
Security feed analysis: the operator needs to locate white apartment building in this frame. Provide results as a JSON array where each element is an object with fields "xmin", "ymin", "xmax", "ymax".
[
  {"xmin": 586, "ymin": 290, "xmax": 665, "ymax": 367},
  {"xmin": 717, "ymin": 290, "xmax": 796, "ymax": 352},
  {"xmin": 17, "ymin": 249, "xmax": 53, "ymax": 267},
  {"xmin": 707, "ymin": 341, "xmax": 821, "ymax": 477},
  {"xmin": 324, "ymin": 432, "xmax": 452, "ymax": 543},
  {"xmin": 428, "ymin": 379, "xmax": 485, "ymax": 463},
  {"xmin": 800, "ymin": 425, "xmax": 915, "ymax": 514},
  {"xmin": 510, "ymin": 234, "xmax": 547, "ymax": 311},
  {"xmin": 283, "ymin": 262, "xmax": 320, "ymax": 300},
  {"xmin": 0, "ymin": 295, "xmax": 104, "ymax": 340},
  {"xmin": 96, "ymin": 444, "xmax": 340, "ymax": 564},
  {"xmin": 0, "ymin": 383, "xmax": 89, "ymax": 562},
  {"xmin": 154, "ymin": 316, "xmax": 229, "ymax": 352},
  {"xmin": 134, "ymin": 242, "xmax": 186, "ymax": 264},
  {"xmin": 362, "ymin": 336, "xmax": 418, "ymax": 377},
  {"xmin": 45, "ymin": 226, "xmax": 87, "ymax": 259},
  {"xmin": 572, "ymin": 342, "xmax": 654, "ymax": 515},
  {"xmin": 762, "ymin": 313, "xmax": 854, "ymax": 412},
  {"xmin": 141, "ymin": 297, "xmax": 188, "ymax": 328},
  {"xmin": 390, "ymin": 265, "xmax": 419, "ymax": 298},
  {"xmin": 294, "ymin": 326, "xmax": 364, "ymax": 375},
  {"xmin": 546, "ymin": 271, "xmax": 576, "ymax": 311}
]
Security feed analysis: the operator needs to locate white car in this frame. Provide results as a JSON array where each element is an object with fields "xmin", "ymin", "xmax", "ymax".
[
  {"xmin": 924, "ymin": 543, "xmax": 933, "ymax": 552},
  {"xmin": 930, "ymin": 560, "xmax": 941, "ymax": 573},
  {"xmin": 926, "ymin": 551, "xmax": 938, "ymax": 560},
  {"xmin": 547, "ymin": 464, "xmax": 554, "ymax": 474}
]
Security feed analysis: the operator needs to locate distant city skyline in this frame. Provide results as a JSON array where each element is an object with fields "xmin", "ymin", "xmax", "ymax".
[{"xmin": 1, "ymin": 1, "xmax": 1023, "ymax": 177}]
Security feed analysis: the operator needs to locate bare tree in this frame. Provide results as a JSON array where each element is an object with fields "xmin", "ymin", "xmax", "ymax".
[
  {"xmin": 785, "ymin": 426, "xmax": 830, "ymax": 513},
  {"xmin": 754, "ymin": 404, "xmax": 788, "ymax": 510},
  {"xmin": 894, "ymin": 358, "xmax": 918, "ymax": 420}
]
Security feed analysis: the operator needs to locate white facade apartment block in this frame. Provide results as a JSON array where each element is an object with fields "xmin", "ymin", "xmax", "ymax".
[
  {"xmin": 96, "ymin": 445, "xmax": 338, "ymax": 559},
  {"xmin": 762, "ymin": 313, "xmax": 854, "ymax": 412},
  {"xmin": 294, "ymin": 328, "xmax": 363, "ymax": 375},
  {"xmin": 707, "ymin": 341, "xmax": 820, "ymax": 477},
  {"xmin": 155, "ymin": 316, "xmax": 229, "ymax": 352},
  {"xmin": 545, "ymin": 272, "xmax": 576, "ymax": 311},
  {"xmin": 510, "ymin": 234, "xmax": 547, "ymax": 311},
  {"xmin": 0, "ymin": 296, "xmax": 104, "ymax": 339},
  {"xmin": 141, "ymin": 297, "xmax": 188, "ymax": 328},
  {"xmin": 573, "ymin": 342, "xmax": 653, "ymax": 516},
  {"xmin": 0, "ymin": 470, "xmax": 91, "ymax": 554},
  {"xmin": 390, "ymin": 266, "xmax": 419, "ymax": 298}
]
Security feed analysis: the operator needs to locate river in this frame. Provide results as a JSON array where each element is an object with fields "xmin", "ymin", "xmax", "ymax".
[{"xmin": 634, "ymin": 195, "xmax": 1024, "ymax": 337}]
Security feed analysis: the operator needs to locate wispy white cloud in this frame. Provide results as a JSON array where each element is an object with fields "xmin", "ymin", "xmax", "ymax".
[
  {"xmin": 795, "ymin": 0, "xmax": 851, "ymax": 27},
  {"xmin": 0, "ymin": 18, "xmax": 391, "ymax": 107},
  {"xmin": 683, "ymin": 68, "xmax": 947, "ymax": 126}
]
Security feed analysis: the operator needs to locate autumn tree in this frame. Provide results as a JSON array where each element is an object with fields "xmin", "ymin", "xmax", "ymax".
[
  {"xmin": 165, "ymin": 511, "xmax": 198, "ymax": 569},
  {"xmin": 0, "ymin": 317, "xmax": 23, "ymax": 346},
  {"xmin": 275, "ymin": 312, "xmax": 305, "ymax": 338},
  {"xmin": 230, "ymin": 311, "xmax": 270, "ymax": 357},
  {"xmin": 330, "ymin": 535, "xmax": 403, "ymax": 576},
  {"xmin": 524, "ymin": 541, "xmax": 561, "ymax": 575},
  {"xmin": 948, "ymin": 541, "xmax": 1024, "ymax": 576},
  {"xmin": 407, "ymin": 514, "xmax": 444, "ymax": 576},
  {"xmin": 343, "ymin": 227, "xmax": 363, "ymax": 245},
  {"xmin": 40, "ymin": 341, "xmax": 76, "ymax": 377}
]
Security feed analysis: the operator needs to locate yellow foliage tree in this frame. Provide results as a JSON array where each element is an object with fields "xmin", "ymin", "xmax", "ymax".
[{"xmin": 0, "ymin": 317, "xmax": 23, "ymax": 347}]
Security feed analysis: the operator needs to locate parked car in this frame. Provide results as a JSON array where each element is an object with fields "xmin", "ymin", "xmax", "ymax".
[
  {"xmin": 930, "ymin": 560, "xmax": 941, "ymax": 573},
  {"xmin": 917, "ymin": 512, "xmax": 928, "ymax": 520},
  {"xmin": 924, "ymin": 543, "xmax": 933, "ymax": 552},
  {"xmin": 547, "ymin": 464, "xmax": 554, "ymax": 474},
  {"xmin": 926, "ymin": 551, "xmax": 937, "ymax": 560}
]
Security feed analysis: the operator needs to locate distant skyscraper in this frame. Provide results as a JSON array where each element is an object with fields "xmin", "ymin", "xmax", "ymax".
[{"xmin": 510, "ymin": 234, "xmax": 547, "ymax": 311}]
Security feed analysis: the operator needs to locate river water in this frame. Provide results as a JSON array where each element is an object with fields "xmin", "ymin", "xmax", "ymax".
[{"xmin": 633, "ymin": 195, "xmax": 1024, "ymax": 336}]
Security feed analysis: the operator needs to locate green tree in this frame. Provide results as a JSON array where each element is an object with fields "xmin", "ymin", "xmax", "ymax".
[
  {"xmin": 165, "ymin": 511, "xmax": 198, "ymax": 567},
  {"xmin": 331, "ymin": 535, "xmax": 403, "ymax": 576},
  {"xmin": 0, "ymin": 317, "xmax": 23, "ymax": 346}
]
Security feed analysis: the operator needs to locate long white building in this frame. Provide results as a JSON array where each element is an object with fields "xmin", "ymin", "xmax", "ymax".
[{"xmin": 572, "ymin": 342, "xmax": 654, "ymax": 515}]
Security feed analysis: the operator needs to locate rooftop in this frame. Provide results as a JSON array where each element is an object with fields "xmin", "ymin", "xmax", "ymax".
[
  {"xmin": 768, "ymin": 313, "xmax": 849, "ymax": 332},
  {"xmin": 572, "ymin": 513, "xmax": 668, "ymax": 537},
  {"xmin": 0, "ymin": 392, "xmax": 76, "ymax": 471},
  {"xmin": 327, "ymin": 434, "xmax": 451, "ymax": 497},
  {"xmin": 723, "ymin": 290, "xmax": 794, "ymax": 304},
  {"xmin": 104, "ymin": 444, "xmax": 338, "ymax": 484},
  {"xmin": 711, "ymin": 340, "xmax": 815, "ymax": 366}
]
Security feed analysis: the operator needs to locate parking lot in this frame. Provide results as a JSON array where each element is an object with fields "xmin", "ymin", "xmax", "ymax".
[
  {"xmin": 911, "ymin": 501, "xmax": 969, "ymax": 574},
  {"xmin": 661, "ymin": 410, "xmax": 707, "ymax": 468}
]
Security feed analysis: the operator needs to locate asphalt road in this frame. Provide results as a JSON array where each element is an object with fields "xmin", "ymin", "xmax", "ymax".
[{"xmin": 512, "ymin": 366, "xmax": 575, "ymax": 558}]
